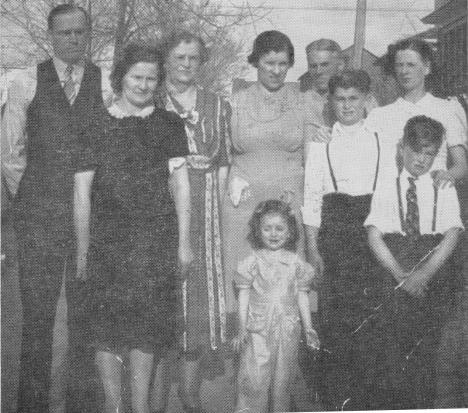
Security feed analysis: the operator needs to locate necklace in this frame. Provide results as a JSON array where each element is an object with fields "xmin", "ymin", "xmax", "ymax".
[{"xmin": 246, "ymin": 83, "xmax": 293, "ymax": 123}]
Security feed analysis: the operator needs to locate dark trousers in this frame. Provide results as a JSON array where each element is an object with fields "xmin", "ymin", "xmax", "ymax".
[
  {"xmin": 377, "ymin": 234, "xmax": 456, "ymax": 410},
  {"xmin": 435, "ymin": 291, "xmax": 468, "ymax": 408},
  {"xmin": 16, "ymin": 244, "xmax": 98, "ymax": 413}
]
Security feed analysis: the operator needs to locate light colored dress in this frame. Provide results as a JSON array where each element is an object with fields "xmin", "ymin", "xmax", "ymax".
[
  {"xmin": 234, "ymin": 249, "xmax": 314, "ymax": 413},
  {"xmin": 223, "ymin": 82, "xmax": 323, "ymax": 315}
]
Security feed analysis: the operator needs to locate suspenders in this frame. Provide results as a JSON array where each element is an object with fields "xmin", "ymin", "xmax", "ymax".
[
  {"xmin": 326, "ymin": 132, "xmax": 380, "ymax": 193},
  {"xmin": 396, "ymin": 176, "xmax": 438, "ymax": 234}
]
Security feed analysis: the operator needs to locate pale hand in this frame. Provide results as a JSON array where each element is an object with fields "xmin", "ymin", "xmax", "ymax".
[
  {"xmin": 431, "ymin": 170, "xmax": 455, "ymax": 188},
  {"xmin": 400, "ymin": 269, "xmax": 430, "ymax": 298},
  {"xmin": 314, "ymin": 125, "xmax": 333, "ymax": 143},
  {"xmin": 306, "ymin": 328, "xmax": 320, "ymax": 350},
  {"xmin": 179, "ymin": 244, "xmax": 195, "ymax": 276},
  {"xmin": 232, "ymin": 329, "xmax": 248, "ymax": 353},
  {"xmin": 76, "ymin": 253, "xmax": 88, "ymax": 281}
]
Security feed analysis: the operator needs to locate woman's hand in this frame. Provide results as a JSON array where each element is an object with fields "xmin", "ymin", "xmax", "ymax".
[
  {"xmin": 431, "ymin": 169, "xmax": 455, "ymax": 188},
  {"xmin": 178, "ymin": 243, "xmax": 195, "ymax": 277},
  {"xmin": 232, "ymin": 328, "xmax": 248, "ymax": 352},
  {"xmin": 76, "ymin": 253, "xmax": 88, "ymax": 281},
  {"xmin": 313, "ymin": 124, "xmax": 333, "ymax": 143},
  {"xmin": 229, "ymin": 176, "xmax": 251, "ymax": 207},
  {"xmin": 306, "ymin": 328, "xmax": 320, "ymax": 350}
]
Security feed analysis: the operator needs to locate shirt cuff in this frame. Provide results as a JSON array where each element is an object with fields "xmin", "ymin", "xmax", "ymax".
[{"xmin": 168, "ymin": 157, "xmax": 186, "ymax": 174}]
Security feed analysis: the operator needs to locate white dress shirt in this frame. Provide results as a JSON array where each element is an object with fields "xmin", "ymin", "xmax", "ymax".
[
  {"xmin": 1, "ymin": 57, "xmax": 113, "ymax": 196},
  {"xmin": 366, "ymin": 93, "xmax": 468, "ymax": 179},
  {"xmin": 302, "ymin": 121, "xmax": 379, "ymax": 227},
  {"xmin": 364, "ymin": 168, "xmax": 464, "ymax": 235}
]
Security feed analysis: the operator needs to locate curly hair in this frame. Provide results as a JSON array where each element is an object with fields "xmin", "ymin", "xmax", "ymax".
[{"xmin": 247, "ymin": 200, "xmax": 299, "ymax": 251}]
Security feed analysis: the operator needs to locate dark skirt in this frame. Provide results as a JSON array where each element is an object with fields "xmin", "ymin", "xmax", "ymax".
[{"xmin": 85, "ymin": 218, "xmax": 180, "ymax": 354}]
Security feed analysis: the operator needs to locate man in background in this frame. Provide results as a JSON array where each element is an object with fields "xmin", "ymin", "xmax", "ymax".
[{"xmin": 299, "ymin": 38, "xmax": 378, "ymax": 126}]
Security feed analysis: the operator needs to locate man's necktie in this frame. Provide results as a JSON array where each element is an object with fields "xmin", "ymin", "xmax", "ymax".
[
  {"xmin": 63, "ymin": 65, "xmax": 75, "ymax": 103},
  {"xmin": 406, "ymin": 177, "xmax": 420, "ymax": 236}
]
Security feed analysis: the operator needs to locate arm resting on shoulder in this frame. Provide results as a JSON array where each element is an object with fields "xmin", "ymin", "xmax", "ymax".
[
  {"xmin": 433, "ymin": 146, "xmax": 468, "ymax": 188},
  {"xmin": 448, "ymin": 145, "xmax": 468, "ymax": 180},
  {"xmin": 74, "ymin": 171, "xmax": 94, "ymax": 280},
  {"xmin": 169, "ymin": 162, "xmax": 193, "ymax": 273}
]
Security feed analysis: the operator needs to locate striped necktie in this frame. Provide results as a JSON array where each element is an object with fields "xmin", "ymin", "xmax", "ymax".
[
  {"xmin": 63, "ymin": 65, "xmax": 75, "ymax": 103},
  {"xmin": 405, "ymin": 177, "xmax": 420, "ymax": 236}
]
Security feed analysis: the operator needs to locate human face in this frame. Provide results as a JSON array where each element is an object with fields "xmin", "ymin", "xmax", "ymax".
[
  {"xmin": 307, "ymin": 50, "xmax": 344, "ymax": 95},
  {"xmin": 401, "ymin": 143, "xmax": 439, "ymax": 177},
  {"xmin": 257, "ymin": 51, "xmax": 290, "ymax": 92},
  {"xmin": 332, "ymin": 87, "xmax": 368, "ymax": 126},
  {"xmin": 120, "ymin": 62, "xmax": 159, "ymax": 112},
  {"xmin": 395, "ymin": 49, "xmax": 430, "ymax": 93},
  {"xmin": 164, "ymin": 41, "xmax": 202, "ymax": 89},
  {"xmin": 49, "ymin": 11, "xmax": 89, "ymax": 65},
  {"xmin": 260, "ymin": 213, "xmax": 290, "ymax": 251}
]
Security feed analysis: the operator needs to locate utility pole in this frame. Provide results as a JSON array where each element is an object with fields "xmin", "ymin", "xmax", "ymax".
[{"xmin": 352, "ymin": 0, "xmax": 367, "ymax": 69}]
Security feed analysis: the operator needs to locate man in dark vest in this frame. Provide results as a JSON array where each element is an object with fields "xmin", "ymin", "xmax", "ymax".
[{"xmin": 1, "ymin": 5, "xmax": 110, "ymax": 412}]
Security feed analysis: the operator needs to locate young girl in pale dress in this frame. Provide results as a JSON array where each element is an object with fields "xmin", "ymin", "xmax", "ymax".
[{"xmin": 232, "ymin": 200, "xmax": 320, "ymax": 413}]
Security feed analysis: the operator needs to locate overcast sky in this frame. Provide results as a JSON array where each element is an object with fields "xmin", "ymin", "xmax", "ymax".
[{"xmin": 224, "ymin": 0, "xmax": 436, "ymax": 80}]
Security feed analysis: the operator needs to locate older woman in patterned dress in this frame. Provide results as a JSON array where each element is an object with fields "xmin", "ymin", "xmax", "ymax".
[{"xmin": 152, "ymin": 30, "xmax": 231, "ymax": 413}]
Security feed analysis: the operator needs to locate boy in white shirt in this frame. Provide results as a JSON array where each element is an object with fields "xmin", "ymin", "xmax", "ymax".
[
  {"xmin": 365, "ymin": 115, "xmax": 464, "ymax": 409},
  {"xmin": 303, "ymin": 70, "xmax": 382, "ymax": 410}
]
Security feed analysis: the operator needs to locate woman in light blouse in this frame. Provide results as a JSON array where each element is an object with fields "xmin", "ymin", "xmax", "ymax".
[{"xmin": 366, "ymin": 38, "xmax": 467, "ymax": 186}]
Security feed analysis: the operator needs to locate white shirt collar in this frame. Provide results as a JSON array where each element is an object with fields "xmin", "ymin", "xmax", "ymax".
[
  {"xmin": 53, "ymin": 56, "xmax": 84, "ymax": 79},
  {"xmin": 108, "ymin": 103, "xmax": 155, "ymax": 118},
  {"xmin": 333, "ymin": 120, "xmax": 373, "ymax": 138},
  {"xmin": 399, "ymin": 167, "xmax": 431, "ymax": 184},
  {"xmin": 395, "ymin": 92, "xmax": 435, "ymax": 110}
]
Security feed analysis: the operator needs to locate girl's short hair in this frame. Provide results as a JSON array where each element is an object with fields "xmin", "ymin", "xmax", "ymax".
[
  {"xmin": 160, "ymin": 30, "xmax": 209, "ymax": 64},
  {"xmin": 111, "ymin": 43, "xmax": 164, "ymax": 95},
  {"xmin": 402, "ymin": 115, "xmax": 445, "ymax": 152},
  {"xmin": 248, "ymin": 30, "xmax": 294, "ymax": 68},
  {"xmin": 383, "ymin": 38, "xmax": 435, "ymax": 78},
  {"xmin": 328, "ymin": 69, "xmax": 371, "ymax": 95},
  {"xmin": 247, "ymin": 200, "xmax": 299, "ymax": 251}
]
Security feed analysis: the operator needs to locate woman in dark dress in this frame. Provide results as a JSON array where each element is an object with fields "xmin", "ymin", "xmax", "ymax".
[{"xmin": 73, "ymin": 43, "xmax": 193, "ymax": 413}]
